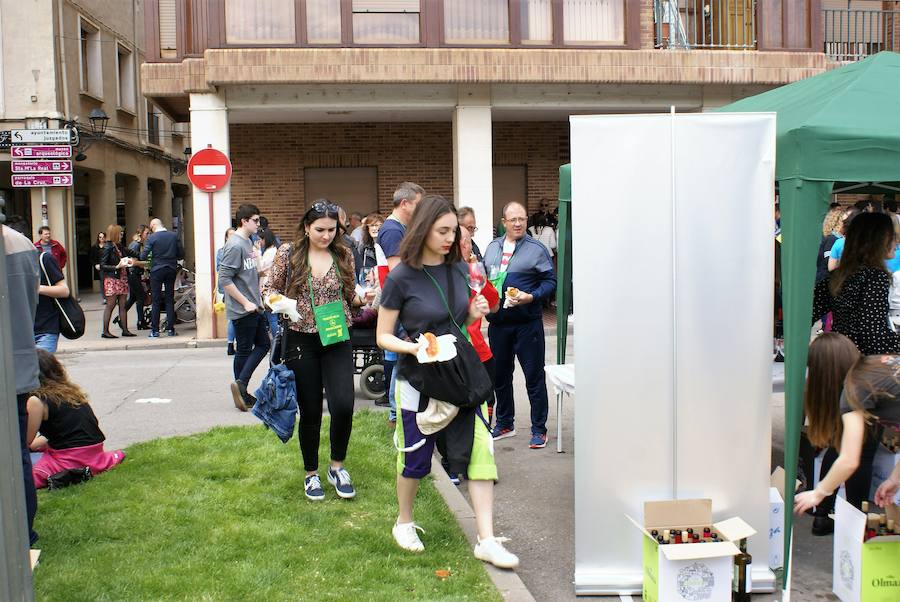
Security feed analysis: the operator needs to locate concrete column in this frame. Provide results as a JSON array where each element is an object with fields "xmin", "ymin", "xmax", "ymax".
[
  {"xmin": 189, "ymin": 91, "xmax": 231, "ymax": 339},
  {"xmin": 123, "ymin": 174, "xmax": 148, "ymax": 241},
  {"xmin": 87, "ymin": 169, "xmax": 116, "ymax": 293},
  {"xmin": 150, "ymin": 179, "xmax": 172, "ymax": 227},
  {"xmin": 453, "ymin": 84, "xmax": 494, "ymax": 253}
]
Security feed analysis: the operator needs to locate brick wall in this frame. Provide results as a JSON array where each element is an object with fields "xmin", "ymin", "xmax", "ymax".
[
  {"xmin": 229, "ymin": 121, "xmax": 569, "ymax": 236},
  {"xmin": 641, "ymin": 0, "xmax": 656, "ymax": 49}
]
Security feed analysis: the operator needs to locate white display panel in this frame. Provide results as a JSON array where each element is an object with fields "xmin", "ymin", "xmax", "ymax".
[{"xmin": 570, "ymin": 113, "xmax": 776, "ymax": 595}]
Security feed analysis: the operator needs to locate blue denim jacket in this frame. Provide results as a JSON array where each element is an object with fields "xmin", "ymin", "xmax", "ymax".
[{"xmin": 252, "ymin": 364, "xmax": 298, "ymax": 443}]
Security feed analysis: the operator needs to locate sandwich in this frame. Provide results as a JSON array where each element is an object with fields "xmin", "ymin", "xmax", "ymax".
[{"xmin": 423, "ymin": 332, "xmax": 440, "ymax": 358}]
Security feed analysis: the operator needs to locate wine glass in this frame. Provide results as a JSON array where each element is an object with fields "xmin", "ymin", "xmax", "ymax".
[{"xmin": 468, "ymin": 262, "xmax": 487, "ymax": 294}]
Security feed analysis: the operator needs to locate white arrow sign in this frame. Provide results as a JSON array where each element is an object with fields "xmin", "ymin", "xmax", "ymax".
[{"xmin": 11, "ymin": 129, "xmax": 73, "ymax": 144}]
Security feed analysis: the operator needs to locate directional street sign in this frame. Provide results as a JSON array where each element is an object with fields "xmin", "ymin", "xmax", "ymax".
[
  {"xmin": 11, "ymin": 145, "xmax": 72, "ymax": 158},
  {"xmin": 12, "ymin": 174, "xmax": 73, "ymax": 188},
  {"xmin": 11, "ymin": 129, "xmax": 73, "ymax": 144},
  {"xmin": 11, "ymin": 160, "xmax": 73, "ymax": 173}
]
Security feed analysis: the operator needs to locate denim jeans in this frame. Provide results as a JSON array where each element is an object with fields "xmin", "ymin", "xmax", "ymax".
[
  {"xmin": 384, "ymin": 350, "xmax": 397, "ymax": 421},
  {"xmin": 227, "ymin": 320, "xmax": 235, "ymax": 343},
  {"xmin": 34, "ymin": 332, "xmax": 59, "ymax": 353},
  {"xmin": 16, "ymin": 393, "xmax": 38, "ymax": 545},
  {"xmin": 232, "ymin": 312, "xmax": 270, "ymax": 384}
]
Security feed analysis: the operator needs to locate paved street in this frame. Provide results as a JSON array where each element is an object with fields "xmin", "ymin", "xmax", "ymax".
[{"xmin": 57, "ymin": 333, "xmax": 834, "ymax": 601}]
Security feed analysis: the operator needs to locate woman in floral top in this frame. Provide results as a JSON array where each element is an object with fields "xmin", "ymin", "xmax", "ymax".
[{"xmin": 262, "ymin": 200, "xmax": 373, "ymax": 502}]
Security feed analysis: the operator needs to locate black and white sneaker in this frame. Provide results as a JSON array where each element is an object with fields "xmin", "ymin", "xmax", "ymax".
[
  {"xmin": 327, "ymin": 467, "xmax": 356, "ymax": 499},
  {"xmin": 304, "ymin": 474, "xmax": 325, "ymax": 501}
]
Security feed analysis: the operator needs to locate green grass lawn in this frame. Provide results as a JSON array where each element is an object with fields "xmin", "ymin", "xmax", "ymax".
[{"xmin": 33, "ymin": 410, "xmax": 501, "ymax": 602}]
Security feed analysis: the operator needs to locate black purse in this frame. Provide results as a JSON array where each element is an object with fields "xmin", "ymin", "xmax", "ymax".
[
  {"xmin": 269, "ymin": 245, "xmax": 293, "ymax": 366},
  {"xmin": 404, "ymin": 266, "xmax": 493, "ymax": 409},
  {"xmin": 39, "ymin": 252, "xmax": 86, "ymax": 340}
]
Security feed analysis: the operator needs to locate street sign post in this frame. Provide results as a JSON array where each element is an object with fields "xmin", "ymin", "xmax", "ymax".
[
  {"xmin": 11, "ymin": 146, "xmax": 72, "ymax": 158},
  {"xmin": 11, "ymin": 160, "xmax": 72, "ymax": 174},
  {"xmin": 12, "ymin": 174, "xmax": 73, "ymax": 188},
  {"xmin": 11, "ymin": 129, "xmax": 73, "ymax": 144},
  {"xmin": 187, "ymin": 147, "xmax": 232, "ymax": 192},
  {"xmin": 188, "ymin": 146, "xmax": 233, "ymax": 340}
]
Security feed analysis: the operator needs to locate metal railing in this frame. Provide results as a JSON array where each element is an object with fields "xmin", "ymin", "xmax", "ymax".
[
  {"xmin": 654, "ymin": 0, "xmax": 757, "ymax": 50},
  {"xmin": 824, "ymin": 9, "xmax": 900, "ymax": 62}
]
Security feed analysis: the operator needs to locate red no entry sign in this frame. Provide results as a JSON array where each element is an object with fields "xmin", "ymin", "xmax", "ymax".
[{"xmin": 187, "ymin": 147, "xmax": 232, "ymax": 192}]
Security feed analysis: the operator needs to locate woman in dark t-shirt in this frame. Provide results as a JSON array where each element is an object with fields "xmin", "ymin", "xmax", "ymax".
[
  {"xmin": 25, "ymin": 349, "xmax": 124, "ymax": 489},
  {"xmin": 377, "ymin": 195, "xmax": 518, "ymax": 569},
  {"xmin": 795, "ymin": 334, "xmax": 900, "ymax": 515}
]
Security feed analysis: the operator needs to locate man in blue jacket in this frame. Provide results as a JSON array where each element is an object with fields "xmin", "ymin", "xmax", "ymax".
[
  {"xmin": 142, "ymin": 218, "xmax": 184, "ymax": 337},
  {"xmin": 483, "ymin": 202, "xmax": 556, "ymax": 449}
]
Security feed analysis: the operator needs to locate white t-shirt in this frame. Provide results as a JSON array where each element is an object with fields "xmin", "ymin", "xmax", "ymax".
[
  {"xmin": 529, "ymin": 226, "xmax": 557, "ymax": 256},
  {"xmin": 257, "ymin": 246, "xmax": 278, "ymax": 291},
  {"xmin": 499, "ymin": 239, "xmax": 516, "ymax": 273}
]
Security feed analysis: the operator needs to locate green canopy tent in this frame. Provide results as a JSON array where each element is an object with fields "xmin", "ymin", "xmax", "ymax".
[
  {"xmin": 556, "ymin": 164, "xmax": 573, "ymax": 364},
  {"xmin": 718, "ymin": 51, "xmax": 900, "ymax": 587}
]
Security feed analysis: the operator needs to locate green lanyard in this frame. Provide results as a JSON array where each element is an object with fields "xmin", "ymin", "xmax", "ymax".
[
  {"xmin": 308, "ymin": 258, "xmax": 350, "ymax": 346},
  {"xmin": 423, "ymin": 266, "xmax": 471, "ymax": 343}
]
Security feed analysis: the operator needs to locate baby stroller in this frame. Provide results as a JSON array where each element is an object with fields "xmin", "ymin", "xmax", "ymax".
[
  {"xmin": 352, "ymin": 307, "xmax": 384, "ymax": 399},
  {"xmin": 141, "ymin": 265, "xmax": 197, "ymax": 328}
]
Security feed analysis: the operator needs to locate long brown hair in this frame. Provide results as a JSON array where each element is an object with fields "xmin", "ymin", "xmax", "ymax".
[
  {"xmin": 399, "ymin": 194, "xmax": 461, "ymax": 269},
  {"xmin": 286, "ymin": 199, "xmax": 355, "ymax": 304},
  {"xmin": 831, "ymin": 212, "xmax": 894, "ymax": 295},
  {"xmin": 32, "ymin": 349, "xmax": 89, "ymax": 408},
  {"xmin": 805, "ymin": 333, "xmax": 861, "ymax": 449}
]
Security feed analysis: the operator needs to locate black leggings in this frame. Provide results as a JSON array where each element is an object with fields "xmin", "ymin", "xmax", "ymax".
[{"xmin": 284, "ymin": 331, "xmax": 355, "ymax": 472}]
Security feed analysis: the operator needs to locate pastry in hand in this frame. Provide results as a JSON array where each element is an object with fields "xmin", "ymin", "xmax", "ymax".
[
  {"xmin": 423, "ymin": 332, "xmax": 440, "ymax": 358},
  {"xmin": 506, "ymin": 287, "xmax": 519, "ymax": 298}
]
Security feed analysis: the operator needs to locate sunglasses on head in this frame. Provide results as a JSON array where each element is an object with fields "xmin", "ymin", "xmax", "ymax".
[{"xmin": 307, "ymin": 201, "xmax": 340, "ymax": 219}]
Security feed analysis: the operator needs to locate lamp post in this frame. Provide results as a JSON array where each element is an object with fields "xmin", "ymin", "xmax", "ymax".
[{"xmin": 88, "ymin": 108, "xmax": 109, "ymax": 137}]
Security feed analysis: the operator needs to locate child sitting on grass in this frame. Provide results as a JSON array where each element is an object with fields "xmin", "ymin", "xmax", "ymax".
[{"xmin": 26, "ymin": 349, "xmax": 125, "ymax": 489}]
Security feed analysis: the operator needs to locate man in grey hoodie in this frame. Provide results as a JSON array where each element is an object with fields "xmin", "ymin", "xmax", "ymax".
[{"xmin": 218, "ymin": 203, "xmax": 270, "ymax": 411}]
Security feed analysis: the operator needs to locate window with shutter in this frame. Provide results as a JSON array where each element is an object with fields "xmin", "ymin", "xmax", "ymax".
[
  {"xmin": 562, "ymin": 0, "xmax": 624, "ymax": 45},
  {"xmin": 225, "ymin": 0, "xmax": 296, "ymax": 44},
  {"xmin": 352, "ymin": 0, "xmax": 420, "ymax": 44},
  {"xmin": 158, "ymin": 0, "xmax": 178, "ymax": 58},
  {"xmin": 444, "ymin": 0, "xmax": 510, "ymax": 44}
]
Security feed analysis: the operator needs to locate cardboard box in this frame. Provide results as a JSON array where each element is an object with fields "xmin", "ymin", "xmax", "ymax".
[
  {"xmin": 832, "ymin": 496, "xmax": 900, "ymax": 602},
  {"xmin": 627, "ymin": 499, "xmax": 756, "ymax": 602},
  {"xmin": 768, "ymin": 467, "xmax": 802, "ymax": 571},
  {"xmin": 869, "ymin": 444, "xmax": 900, "ymax": 506}
]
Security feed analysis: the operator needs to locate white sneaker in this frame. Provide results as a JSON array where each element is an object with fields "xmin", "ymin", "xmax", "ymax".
[
  {"xmin": 474, "ymin": 536, "xmax": 519, "ymax": 569},
  {"xmin": 392, "ymin": 521, "xmax": 425, "ymax": 553}
]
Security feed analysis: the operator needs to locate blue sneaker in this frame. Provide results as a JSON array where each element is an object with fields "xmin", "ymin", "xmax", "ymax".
[
  {"xmin": 326, "ymin": 467, "xmax": 356, "ymax": 499},
  {"xmin": 491, "ymin": 426, "xmax": 517, "ymax": 440},
  {"xmin": 448, "ymin": 472, "xmax": 461, "ymax": 486},
  {"xmin": 529, "ymin": 433, "xmax": 548, "ymax": 449},
  {"xmin": 304, "ymin": 474, "xmax": 325, "ymax": 501},
  {"xmin": 165, "ymin": 329, "xmax": 177, "ymax": 337},
  {"xmin": 148, "ymin": 331, "xmax": 160, "ymax": 338}
]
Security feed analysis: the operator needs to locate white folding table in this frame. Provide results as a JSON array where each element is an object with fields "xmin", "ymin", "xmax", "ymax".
[{"xmin": 544, "ymin": 363, "xmax": 574, "ymax": 453}]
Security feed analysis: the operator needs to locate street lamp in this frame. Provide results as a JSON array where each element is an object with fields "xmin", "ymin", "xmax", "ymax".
[{"xmin": 88, "ymin": 108, "xmax": 109, "ymax": 137}]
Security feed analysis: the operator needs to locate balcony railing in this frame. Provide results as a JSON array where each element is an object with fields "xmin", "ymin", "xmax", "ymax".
[
  {"xmin": 654, "ymin": 0, "xmax": 757, "ymax": 50},
  {"xmin": 824, "ymin": 8, "xmax": 900, "ymax": 62}
]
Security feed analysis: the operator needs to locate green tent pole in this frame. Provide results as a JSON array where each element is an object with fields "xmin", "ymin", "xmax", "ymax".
[
  {"xmin": 778, "ymin": 178, "xmax": 832, "ymax": 589},
  {"xmin": 556, "ymin": 164, "xmax": 572, "ymax": 364}
]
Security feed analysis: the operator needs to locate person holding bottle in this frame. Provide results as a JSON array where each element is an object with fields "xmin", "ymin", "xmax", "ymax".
[{"xmin": 377, "ymin": 194, "xmax": 518, "ymax": 569}]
